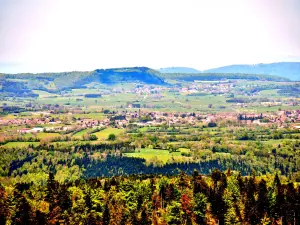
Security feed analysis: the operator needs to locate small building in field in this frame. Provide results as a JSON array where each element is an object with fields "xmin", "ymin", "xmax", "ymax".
[
  {"xmin": 30, "ymin": 127, "xmax": 44, "ymax": 133},
  {"xmin": 17, "ymin": 128, "xmax": 31, "ymax": 134},
  {"xmin": 17, "ymin": 127, "xmax": 44, "ymax": 133}
]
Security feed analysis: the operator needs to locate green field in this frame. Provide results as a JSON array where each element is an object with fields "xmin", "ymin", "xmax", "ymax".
[
  {"xmin": 32, "ymin": 90, "xmax": 59, "ymax": 98},
  {"xmin": 124, "ymin": 148, "xmax": 191, "ymax": 164},
  {"xmin": 2, "ymin": 79, "xmax": 299, "ymax": 113},
  {"xmin": 94, "ymin": 127, "xmax": 124, "ymax": 140},
  {"xmin": 23, "ymin": 132, "xmax": 61, "ymax": 139},
  {"xmin": 72, "ymin": 129, "xmax": 93, "ymax": 138}
]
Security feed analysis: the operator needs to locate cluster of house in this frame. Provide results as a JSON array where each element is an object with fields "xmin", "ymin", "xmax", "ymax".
[
  {"xmin": 5, "ymin": 109, "xmax": 300, "ymax": 135},
  {"xmin": 108, "ymin": 111, "xmax": 229, "ymax": 128},
  {"xmin": 110, "ymin": 110, "xmax": 300, "ymax": 128},
  {"xmin": 76, "ymin": 118, "xmax": 110, "ymax": 128},
  {"xmin": 181, "ymin": 82, "xmax": 234, "ymax": 95},
  {"xmin": 236, "ymin": 110, "xmax": 300, "ymax": 127},
  {"xmin": 133, "ymin": 86, "xmax": 165, "ymax": 95},
  {"xmin": 0, "ymin": 117, "xmax": 61, "ymax": 126},
  {"xmin": 269, "ymin": 110, "xmax": 300, "ymax": 125}
]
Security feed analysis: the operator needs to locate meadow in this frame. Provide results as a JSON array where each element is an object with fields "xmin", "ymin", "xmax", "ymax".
[
  {"xmin": 1, "ymin": 79, "xmax": 299, "ymax": 114},
  {"xmin": 123, "ymin": 147, "xmax": 191, "ymax": 164},
  {"xmin": 94, "ymin": 127, "xmax": 124, "ymax": 140}
]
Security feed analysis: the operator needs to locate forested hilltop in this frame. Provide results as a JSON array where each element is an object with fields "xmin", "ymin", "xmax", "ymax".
[
  {"xmin": 0, "ymin": 67, "xmax": 164, "ymax": 97},
  {"xmin": 0, "ymin": 66, "xmax": 291, "ymax": 97}
]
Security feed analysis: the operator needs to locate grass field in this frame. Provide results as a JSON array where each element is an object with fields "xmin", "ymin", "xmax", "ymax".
[
  {"xmin": 71, "ymin": 89, "xmax": 101, "ymax": 95},
  {"xmin": 1, "ymin": 80, "xmax": 299, "ymax": 114},
  {"xmin": 0, "ymin": 114, "xmax": 17, "ymax": 119},
  {"xmin": 32, "ymin": 90, "xmax": 59, "ymax": 98},
  {"xmin": 124, "ymin": 148, "xmax": 190, "ymax": 164},
  {"xmin": 73, "ymin": 129, "xmax": 93, "ymax": 138},
  {"xmin": 23, "ymin": 132, "xmax": 61, "ymax": 139},
  {"xmin": 94, "ymin": 127, "xmax": 124, "ymax": 140}
]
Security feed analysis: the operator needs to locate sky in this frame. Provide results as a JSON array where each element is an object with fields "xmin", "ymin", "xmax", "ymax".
[{"xmin": 0, "ymin": 0, "xmax": 300, "ymax": 73}]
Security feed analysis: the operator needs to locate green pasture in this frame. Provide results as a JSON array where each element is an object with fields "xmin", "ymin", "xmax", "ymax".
[
  {"xmin": 123, "ymin": 148, "xmax": 190, "ymax": 164},
  {"xmin": 22, "ymin": 132, "xmax": 61, "ymax": 139},
  {"xmin": 73, "ymin": 129, "xmax": 93, "ymax": 138},
  {"xmin": 32, "ymin": 90, "xmax": 59, "ymax": 98},
  {"xmin": 94, "ymin": 127, "xmax": 124, "ymax": 140}
]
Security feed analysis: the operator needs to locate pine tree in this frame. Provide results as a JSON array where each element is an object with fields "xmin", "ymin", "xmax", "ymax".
[
  {"xmin": 0, "ymin": 184, "xmax": 8, "ymax": 225},
  {"xmin": 178, "ymin": 171, "xmax": 189, "ymax": 191},
  {"xmin": 102, "ymin": 203, "xmax": 110, "ymax": 225},
  {"xmin": 84, "ymin": 190, "xmax": 93, "ymax": 209},
  {"xmin": 35, "ymin": 210, "xmax": 46, "ymax": 225},
  {"xmin": 193, "ymin": 193, "xmax": 207, "ymax": 224},
  {"xmin": 57, "ymin": 184, "xmax": 72, "ymax": 212},
  {"xmin": 12, "ymin": 194, "xmax": 31, "ymax": 225},
  {"xmin": 257, "ymin": 179, "xmax": 269, "ymax": 221},
  {"xmin": 285, "ymin": 182, "xmax": 296, "ymax": 225},
  {"xmin": 210, "ymin": 170, "xmax": 228, "ymax": 225},
  {"xmin": 273, "ymin": 174, "xmax": 285, "ymax": 223},
  {"xmin": 46, "ymin": 172, "xmax": 57, "ymax": 210},
  {"xmin": 244, "ymin": 176, "xmax": 259, "ymax": 225},
  {"xmin": 140, "ymin": 207, "xmax": 151, "ymax": 225},
  {"xmin": 193, "ymin": 173, "xmax": 209, "ymax": 195},
  {"xmin": 130, "ymin": 210, "xmax": 139, "ymax": 225}
]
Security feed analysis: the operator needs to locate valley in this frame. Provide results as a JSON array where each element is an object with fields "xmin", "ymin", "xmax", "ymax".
[{"xmin": 0, "ymin": 67, "xmax": 299, "ymax": 224}]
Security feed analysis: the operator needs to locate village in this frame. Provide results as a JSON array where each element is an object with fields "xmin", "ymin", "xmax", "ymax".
[{"xmin": 0, "ymin": 109, "xmax": 299, "ymax": 136}]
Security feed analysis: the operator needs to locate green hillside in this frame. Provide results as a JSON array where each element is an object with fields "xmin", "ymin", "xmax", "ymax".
[{"xmin": 0, "ymin": 66, "xmax": 291, "ymax": 98}]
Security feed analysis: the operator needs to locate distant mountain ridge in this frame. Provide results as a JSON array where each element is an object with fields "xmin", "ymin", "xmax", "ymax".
[
  {"xmin": 0, "ymin": 67, "xmax": 165, "ymax": 97},
  {"xmin": 94, "ymin": 67, "xmax": 164, "ymax": 84},
  {"xmin": 0, "ymin": 64, "xmax": 295, "ymax": 97},
  {"xmin": 159, "ymin": 67, "xmax": 200, "ymax": 73},
  {"xmin": 203, "ymin": 62, "xmax": 300, "ymax": 81}
]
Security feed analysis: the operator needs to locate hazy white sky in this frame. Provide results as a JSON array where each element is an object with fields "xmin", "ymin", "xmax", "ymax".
[{"xmin": 0, "ymin": 0, "xmax": 300, "ymax": 73}]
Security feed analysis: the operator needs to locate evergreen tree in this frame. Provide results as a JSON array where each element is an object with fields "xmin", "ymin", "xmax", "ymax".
[
  {"xmin": 0, "ymin": 184, "xmax": 8, "ymax": 225},
  {"xmin": 285, "ymin": 182, "xmax": 296, "ymax": 225},
  {"xmin": 46, "ymin": 172, "xmax": 57, "ymax": 210},
  {"xmin": 209, "ymin": 170, "xmax": 227, "ymax": 225},
  {"xmin": 102, "ymin": 203, "xmax": 110, "ymax": 225},
  {"xmin": 273, "ymin": 174, "xmax": 285, "ymax": 223},
  {"xmin": 57, "ymin": 184, "xmax": 72, "ymax": 212},
  {"xmin": 193, "ymin": 193, "xmax": 207, "ymax": 224},
  {"xmin": 140, "ymin": 207, "xmax": 151, "ymax": 225},
  {"xmin": 12, "ymin": 194, "xmax": 31, "ymax": 225},
  {"xmin": 244, "ymin": 176, "xmax": 259, "ymax": 225},
  {"xmin": 257, "ymin": 179, "xmax": 269, "ymax": 221},
  {"xmin": 35, "ymin": 210, "xmax": 46, "ymax": 225}
]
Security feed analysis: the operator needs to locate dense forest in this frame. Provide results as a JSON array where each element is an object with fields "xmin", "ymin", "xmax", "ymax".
[
  {"xmin": 1, "ymin": 170, "xmax": 299, "ymax": 225},
  {"xmin": 1, "ymin": 132, "xmax": 299, "ymax": 183}
]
